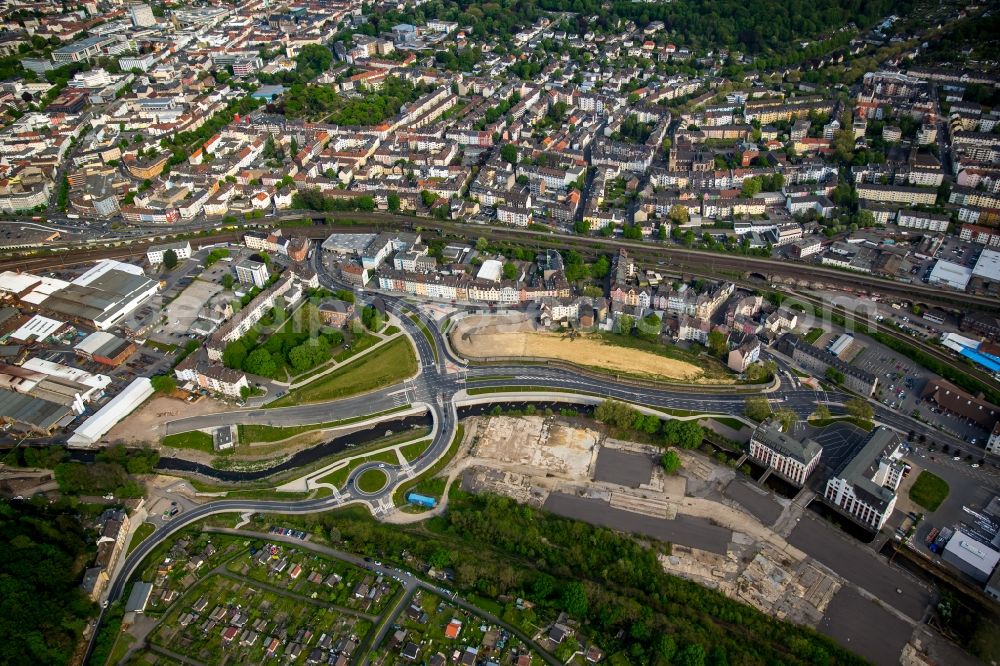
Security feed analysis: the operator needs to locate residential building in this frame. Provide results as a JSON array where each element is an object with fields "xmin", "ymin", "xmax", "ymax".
[
  {"xmin": 727, "ymin": 339, "xmax": 760, "ymax": 373},
  {"xmin": 146, "ymin": 241, "xmax": 192, "ymax": 266},
  {"xmin": 235, "ymin": 258, "xmax": 269, "ymax": 289}
]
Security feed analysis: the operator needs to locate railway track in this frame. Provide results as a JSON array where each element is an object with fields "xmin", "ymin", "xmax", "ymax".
[
  {"xmin": 2, "ymin": 213, "xmax": 996, "ymax": 389},
  {"xmin": 3, "ymin": 211, "xmax": 995, "ymax": 314}
]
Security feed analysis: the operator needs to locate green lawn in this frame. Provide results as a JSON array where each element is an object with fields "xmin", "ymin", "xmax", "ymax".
[
  {"xmin": 317, "ymin": 449, "xmax": 400, "ymax": 489},
  {"xmin": 400, "ymin": 439, "xmax": 431, "ymax": 462},
  {"xmin": 161, "ymin": 430, "xmax": 214, "ymax": 452},
  {"xmin": 238, "ymin": 405, "xmax": 408, "ymax": 444},
  {"xmin": 909, "ymin": 470, "xmax": 950, "ymax": 511},
  {"xmin": 804, "ymin": 328, "xmax": 824, "ymax": 344},
  {"xmin": 384, "ymin": 325, "xmax": 400, "ymax": 335},
  {"xmin": 333, "ymin": 330, "xmax": 381, "ymax": 362},
  {"xmin": 126, "ymin": 522, "xmax": 156, "ymax": 556},
  {"xmin": 356, "ymin": 468, "xmax": 389, "ymax": 493},
  {"xmin": 392, "ymin": 425, "xmax": 464, "ymax": 509},
  {"xmin": 269, "ymin": 337, "xmax": 416, "ymax": 407}
]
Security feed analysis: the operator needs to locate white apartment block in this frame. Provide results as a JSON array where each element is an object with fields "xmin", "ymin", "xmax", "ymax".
[
  {"xmin": 897, "ymin": 209, "xmax": 949, "ymax": 232},
  {"xmin": 146, "ymin": 241, "xmax": 191, "ymax": 265}
]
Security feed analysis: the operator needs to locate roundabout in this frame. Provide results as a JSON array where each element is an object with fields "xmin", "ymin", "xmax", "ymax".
[{"xmin": 353, "ymin": 466, "xmax": 391, "ymax": 495}]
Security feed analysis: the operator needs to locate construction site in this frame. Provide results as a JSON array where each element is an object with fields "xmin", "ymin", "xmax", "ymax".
[{"xmin": 458, "ymin": 414, "xmax": 946, "ymax": 665}]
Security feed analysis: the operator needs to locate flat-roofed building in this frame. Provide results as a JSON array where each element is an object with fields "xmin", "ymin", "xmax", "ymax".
[
  {"xmin": 942, "ymin": 530, "xmax": 1000, "ymax": 583},
  {"xmin": 235, "ymin": 258, "xmax": 269, "ymax": 289},
  {"xmin": 146, "ymin": 241, "xmax": 191, "ymax": 266},
  {"xmin": 74, "ymin": 331, "xmax": 136, "ymax": 366},
  {"xmin": 823, "ymin": 428, "xmax": 904, "ymax": 531}
]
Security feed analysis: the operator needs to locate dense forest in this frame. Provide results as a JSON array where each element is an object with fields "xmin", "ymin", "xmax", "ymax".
[
  {"xmin": 320, "ymin": 494, "xmax": 865, "ymax": 665},
  {"xmin": 282, "ymin": 76, "xmax": 423, "ymax": 123},
  {"xmin": 366, "ymin": 0, "xmax": 897, "ymax": 61},
  {"xmin": 0, "ymin": 502, "xmax": 97, "ymax": 665}
]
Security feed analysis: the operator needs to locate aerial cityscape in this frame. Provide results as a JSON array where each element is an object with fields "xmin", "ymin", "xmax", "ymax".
[{"xmin": 0, "ymin": 0, "xmax": 999, "ymax": 665}]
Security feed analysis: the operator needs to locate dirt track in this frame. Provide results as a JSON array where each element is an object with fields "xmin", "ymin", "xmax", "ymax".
[{"xmin": 451, "ymin": 313, "xmax": 703, "ymax": 381}]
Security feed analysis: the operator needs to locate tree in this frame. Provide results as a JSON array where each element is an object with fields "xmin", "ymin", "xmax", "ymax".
[
  {"xmin": 825, "ymin": 367, "xmax": 845, "ymax": 384},
  {"xmin": 295, "ymin": 43, "xmax": 333, "ymax": 77},
  {"xmin": 661, "ymin": 449, "xmax": 682, "ymax": 474},
  {"xmin": 162, "ymin": 249, "xmax": 178, "ymax": 270},
  {"xmin": 774, "ymin": 407, "xmax": 797, "ymax": 432},
  {"xmin": 222, "ymin": 340, "xmax": 247, "ymax": 370},
  {"xmin": 668, "ymin": 204, "xmax": 689, "ymax": 225},
  {"xmin": 814, "ymin": 404, "xmax": 832, "ymax": 420},
  {"xmin": 243, "ymin": 348, "xmax": 277, "ymax": 377},
  {"xmin": 150, "ymin": 374, "xmax": 175, "ymax": 393},
  {"xmin": 744, "ymin": 395, "xmax": 771, "ymax": 422},
  {"xmin": 387, "ymin": 193, "xmax": 400, "ymax": 212},
  {"xmin": 221, "ymin": 273, "xmax": 234, "ymax": 290},
  {"xmin": 560, "ymin": 581, "xmax": 588, "ymax": 617},
  {"xmin": 707, "ymin": 330, "xmax": 728, "ymax": 358},
  {"xmin": 845, "ymin": 397, "xmax": 874, "ymax": 421},
  {"xmin": 500, "ymin": 143, "xmax": 518, "ymax": 165},
  {"xmin": 616, "ymin": 314, "xmax": 635, "ymax": 334},
  {"xmin": 740, "ymin": 177, "xmax": 762, "ymax": 198},
  {"xmin": 420, "ymin": 190, "xmax": 437, "ymax": 207},
  {"xmin": 503, "ymin": 262, "xmax": 518, "ymax": 280},
  {"xmin": 361, "ymin": 305, "xmax": 383, "ymax": 331}
]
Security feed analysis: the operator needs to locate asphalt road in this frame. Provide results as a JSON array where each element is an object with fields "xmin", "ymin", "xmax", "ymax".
[{"xmin": 96, "ymin": 251, "xmax": 1000, "ymax": 666}]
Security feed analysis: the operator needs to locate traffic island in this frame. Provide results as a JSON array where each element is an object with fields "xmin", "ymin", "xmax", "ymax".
[{"xmin": 356, "ymin": 468, "xmax": 389, "ymax": 494}]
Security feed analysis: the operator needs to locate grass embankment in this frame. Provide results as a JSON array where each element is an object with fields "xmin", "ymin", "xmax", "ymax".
[
  {"xmin": 269, "ymin": 337, "xmax": 416, "ymax": 407},
  {"xmin": 126, "ymin": 522, "xmax": 156, "ymax": 556},
  {"xmin": 333, "ymin": 330, "xmax": 381, "ymax": 363},
  {"xmin": 161, "ymin": 431, "xmax": 215, "ymax": 453},
  {"xmin": 238, "ymin": 405, "xmax": 409, "ymax": 444},
  {"xmin": 909, "ymin": 470, "xmax": 950, "ymax": 511},
  {"xmin": 400, "ymin": 439, "xmax": 431, "ymax": 462},
  {"xmin": 392, "ymin": 425, "xmax": 464, "ymax": 511},
  {"xmin": 711, "ymin": 417, "xmax": 746, "ymax": 430}
]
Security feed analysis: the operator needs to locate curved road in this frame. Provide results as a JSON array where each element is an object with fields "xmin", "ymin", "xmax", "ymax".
[{"xmin": 102, "ymin": 252, "xmax": 993, "ymax": 612}]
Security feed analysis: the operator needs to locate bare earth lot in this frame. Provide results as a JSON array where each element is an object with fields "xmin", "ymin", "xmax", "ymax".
[
  {"xmin": 452, "ymin": 314, "xmax": 702, "ymax": 381},
  {"xmin": 106, "ymin": 396, "xmax": 229, "ymax": 445}
]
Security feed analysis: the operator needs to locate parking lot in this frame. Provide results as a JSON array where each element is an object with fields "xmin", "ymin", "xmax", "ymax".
[
  {"xmin": 851, "ymin": 336, "xmax": 928, "ymax": 416},
  {"xmin": 804, "ymin": 422, "xmax": 869, "ymax": 474},
  {"xmin": 593, "ymin": 448, "xmax": 654, "ymax": 488}
]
